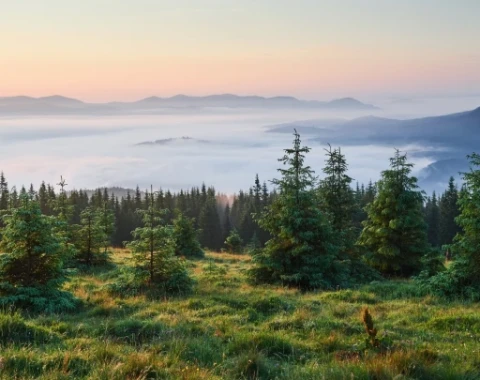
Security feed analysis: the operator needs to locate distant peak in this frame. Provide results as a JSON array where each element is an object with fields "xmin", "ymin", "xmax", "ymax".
[
  {"xmin": 139, "ymin": 96, "xmax": 163, "ymax": 102},
  {"xmin": 169, "ymin": 94, "xmax": 190, "ymax": 99},
  {"xmin": 39, "ymin": 95, "xmax": 84, "ymax": 104}
]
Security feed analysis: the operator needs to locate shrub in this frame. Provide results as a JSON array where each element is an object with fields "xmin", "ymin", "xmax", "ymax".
[
  {"xmin": 225, "ymin": 229, "xmax": 244, "ymax": 254},
  {"xmin": 172, "ymin": 212, "xmax": 204, "ymax": 258}
]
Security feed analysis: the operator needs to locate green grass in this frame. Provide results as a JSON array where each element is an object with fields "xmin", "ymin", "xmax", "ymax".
[{"xmin": 1, "ymin": 249, "xmax": 480, "ymax": 379}]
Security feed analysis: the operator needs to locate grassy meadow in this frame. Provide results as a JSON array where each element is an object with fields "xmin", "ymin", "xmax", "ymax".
[{"xmin": 1, "ymin": 249, "xmax": 480, "ymax": 379}]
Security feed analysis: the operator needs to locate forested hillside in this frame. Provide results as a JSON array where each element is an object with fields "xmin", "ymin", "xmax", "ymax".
[{"xmin": 1, "ymin": 131, "xmax": 480, "ymax": 379}]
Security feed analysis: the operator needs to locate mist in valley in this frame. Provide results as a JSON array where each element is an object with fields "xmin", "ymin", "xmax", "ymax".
[{"xmin": 1, "ymin": 94, "xmax": 479, "ymax": 194}]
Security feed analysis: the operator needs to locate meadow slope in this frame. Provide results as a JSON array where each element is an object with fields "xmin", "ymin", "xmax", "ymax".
[{"xmin": 1, "ymin": 250, "xmax": 479, "ymax": 379}]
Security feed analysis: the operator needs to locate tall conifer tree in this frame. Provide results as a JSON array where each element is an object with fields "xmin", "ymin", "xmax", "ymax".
[
  {"xmin": 250, "ymin": 131, "xmax": 342, "ymax": 289},
  {"xmin": 358, "ymin": 150, "xmax": 428, "ymax": 276}
]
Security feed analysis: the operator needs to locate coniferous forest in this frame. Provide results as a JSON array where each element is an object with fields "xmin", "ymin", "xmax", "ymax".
[{"xmin": 1, "ymin": 131, "xmax": 480, "ymax": 379}]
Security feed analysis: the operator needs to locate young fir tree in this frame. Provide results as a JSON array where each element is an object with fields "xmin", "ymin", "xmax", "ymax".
[
  {"xmin": 439, "ymin": 177, "xmax": 461, "ymax": 246},
  {"xmin": 425, "ymin": 154, "xmax": 480, "ymax": 297},
  {"xmin": 250, "ymin": 130, "xmax": 343, "ymax": 289},
  {"xmin": 0, "ymin": 172, "xmax": 8, "ymax": 231},
  {"xmin": 358, "ymin": 150, "xmax": 428, "ymax": 276},
  {"xmin": 9, "ymin": 187, "xmax": 18, "ymax": 209},
  {"xmin": 0, "ymin": 194, "xmax": 66, "ymax": 288},
  {"xmin": 172, "ymin": 212, "xmax": 204, "ymax": 258},
  {"xmin": 452, "ymin": 155, "xmax": 480, "ymax": 279},
  {"xmin": 198, "ymin": 194, "xmax": 222, "ymax": 250},
  {"xmin": 424, "ymin": 192, "xmax": 440, "ymax": 247},
  {"xmin": 75, "ymin": 207, "xmax": 105, "ymax": 266},
  {"xmin": 126, "ymin": 186, "xmax": 191, "ymax": 291},
  {"xmin": 54, "ymin": 176, "xmax": 76, "ymax": 255},
  {"xmin": 99, "ymin": 201, "xmax": 115, "ymax": 260},
  {"xmin": 0, "ymin": 172, "xmax": 9, "ymax": 212},
  {"xmin": 318, "ymin": 145, "xmax": 358, "ymax": 254},
  {"xmin": 222, "ymin": 203, "xmax": 232, "ymax": 243},
  {"xmin": 225, "ymin": 229, "xmax": 244, "ymax": 253},
  {"xmin": 37, "ymin": 181, "xmax": 52, "ymax": 215}
]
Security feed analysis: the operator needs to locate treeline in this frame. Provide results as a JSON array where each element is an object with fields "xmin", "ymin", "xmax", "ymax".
[
  {"xmin": 1, "ymin": 130, "xmax": 479, "ymax": 312},
  {"xmin": 0, "ymin": 175, "xmax": 275, "ymax": 251},
  {"xmin": 0, "ymin": 173, "xmax": 460, "ymax": 255}
]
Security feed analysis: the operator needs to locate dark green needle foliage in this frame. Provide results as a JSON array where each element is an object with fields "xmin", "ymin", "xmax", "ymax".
[
  {"xmin": 99, "ymin": 201, "xmax": 115, "ymax": 260},
  {"xmin": 250, "ymin": 131, "xmax": 344, "ymax": 290},
  {"xmin": 124, "ymin": 187, "xmax": 193, "ymax": 294},
  {"xmin": 424, "ymin": 154, "xmax": 480, "ymax": 299},
  {"xmin": 198, "ymin": 190, "xmax": 223, "ymax": 251},
  {"xmin": 225, "ymin": 229, "xmax": 244, "ymax": 253},
  {"xmin": 74, "ymin": 207, "xmax": 105, "ymax": 266},
  {"xmin": 358, "ymin": 150, "xmax": 428, "ymax": 277},
  {"xmin": 172, "ymin": 212, "xmax": 204, "ymax": 258},
  {"xmin": 318, "ymin": 145, "xmax": 379, "ymax": 283},
  {"xmin": 424, "ymin": 192, "xmax": 440, "ymax": 247},
  {"xmin": 0, "ymin": 194, "xmax": 77, "ymax": 312},
  {"xmin": 439, "ymin": 177, "xmax": 461, "ymax": 247},
  {"xmin": 318, "ymin": 145, "xmax": 357, "ymax": 235}
]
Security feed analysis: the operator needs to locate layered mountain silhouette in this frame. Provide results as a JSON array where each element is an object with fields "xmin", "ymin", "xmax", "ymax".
[
  {"xmin": 268, "ymin": 107, "xmax": 480, "ymax": 149},
  {"xmin": 0, "ymin": 94, "xmax": 378, "ymax": 115},
  {"xmin": 267, "ymin": 107, "xmax": 480, "ymax": 192}
]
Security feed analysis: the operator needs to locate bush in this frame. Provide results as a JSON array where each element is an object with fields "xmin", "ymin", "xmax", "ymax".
[
  {"xmin": 0, "ymin": 282, "xmax": 80, "ymax": 313},
  {"xmin": 419, "ymin": 257, "xmax": 480, "ymax": 300},
  {"xmin": 105, "ymin": 263, "xmax": 194, "ymax": 297},
  {"xmin": 225, "ymin": 229, "xmax": 243, "ymax": 254},
  {"xmin": 173, "ymin": 212, "xmax": 204, "ymax": 258}
]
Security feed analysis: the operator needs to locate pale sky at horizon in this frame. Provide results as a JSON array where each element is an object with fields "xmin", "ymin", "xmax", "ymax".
[{"xmin": 2, "ymin": 0, "xmax": 480, "ymax": 102}]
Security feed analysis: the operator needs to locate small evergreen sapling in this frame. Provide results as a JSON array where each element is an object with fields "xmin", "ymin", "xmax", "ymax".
[
  {"xmin": 99, "ymin": 201, "xmax": 115, "ymax": 261},
  {"xmin": 225, "ymin": 229, "xmax": 244, "ymax": 253},
  {"xmin": 424, "ymin": 154, "xmax": 480, "ymax": 298},
  {"xmin": 172, "ymin": 212, "xmax": 204, "ymax": 258},
  {"xmin": 0, "ymin": 194, "xmax": 77, "ymax": 312},
  {"xmin": 74, "ymin": 207, "xmax": 105, "ymax": 266},
  {"xmin": 125, "ymin": 186, "xmax": 193, "ymax": 293}
]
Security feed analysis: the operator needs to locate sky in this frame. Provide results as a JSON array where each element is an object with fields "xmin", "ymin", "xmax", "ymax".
[{"xmin": 2, "ymin": 0, "xmax": 480, "ymax": 102}]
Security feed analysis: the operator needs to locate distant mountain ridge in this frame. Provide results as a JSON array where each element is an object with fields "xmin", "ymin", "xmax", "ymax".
[
  {"xmin": 266, "ymin": 107, "xmax": 480, "ymax": 193},
  {"xmin": 0, "ymin": 94, "xmax": 379, "ymax": 115},
  {"xmin": 268, "ymin": 106, "xmax": 480, "ymax": 148}
]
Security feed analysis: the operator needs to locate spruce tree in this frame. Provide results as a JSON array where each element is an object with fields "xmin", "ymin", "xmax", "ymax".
[
  {"xmin": 172, "ymin": 212, "xmax": 204, "ymax": 258},
  {"xmin": 250, "ymin": 130, "xmax": 342, "ymax": 289},
  {"xmin": 126, "ymin": 187, "xmax": 191, "ymax": 291},
  {"xmin": 358, "ymin": 150, "xmax": 428, "ymax": 276},
  {"xmin": 99, "ymin": 201, "xmax": 115, "ymax": 259},
  {"xmin": 0, "ymin": 172, "xmax": 9, "ymax": 212},
  {"xmin": 37, "ymin": 181, "xmax": 52, "ymax": 215},
  {"xmin": 424, "ymin": 192, "xmax": 440, "ymax": 247},
  {"xmin": 452, "ymin": 154, "xmax": 480, "ymax": 277},
  {"xmin": 318, "ymin": 145, "xmax": 359, "ymax": 259},
  {"xmin": 425, "ymin": 154, "xmax": 480, "ymax": 298},
  {"xmin": 318, "ymin": 145, "xmax": 356, "ymax": 232},
  {"xmin": 223, "ymin": 203, "xmax": 232, "ymax": 242},
  {"xmin": 9, "ymin": 187, "xmax": 18, "ymax": 209},
  {"xmin": 198, "ymin": 194, "xmax": 222, "ymax": 250},
  {"xmin": 54, "ymin": 176, "xmax": 77, "ymax": 259},
  {"xmin": 0, "ymin": 194, "xmax": 66, "ymax": 288},
  {"xmin": 74, "ymin": 207, "xmax": 104, "ymax": 266},
  {"xmin": 439, "ymin": 177, "xmax": 461, "ymax": 246},
  {"xmin": 225, "ymin": 229, "xmax": 244, "ymax": 253}
]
